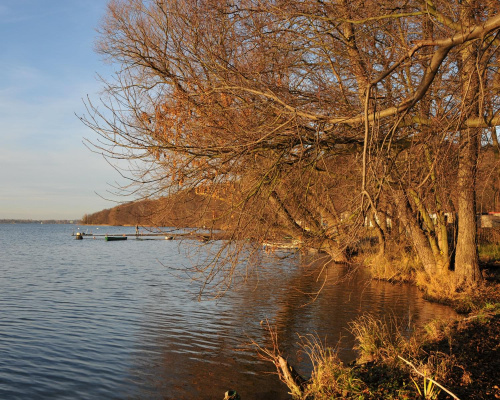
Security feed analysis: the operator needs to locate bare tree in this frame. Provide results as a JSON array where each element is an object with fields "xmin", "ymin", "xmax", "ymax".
[{"xmin": 82, "ymin": 0, "xmax": 500, "ymax": 290}]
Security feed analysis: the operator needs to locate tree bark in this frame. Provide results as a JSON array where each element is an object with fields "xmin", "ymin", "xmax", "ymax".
[
  {"xmin": 454, "ymin": 1, "xmax": 482, "ymax": 285},
  {"xmin": 393, "ymin": 190, "xmax": 437, "ymax": 275},
  {"xmin": 455, "ymin": 126, "xmax": 481, "ymax": 284}
]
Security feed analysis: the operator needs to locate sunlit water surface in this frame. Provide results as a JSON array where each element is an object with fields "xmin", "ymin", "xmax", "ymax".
[{"xmin": 0, "ymin": 224, "xmax": 455, "ymax": 399}]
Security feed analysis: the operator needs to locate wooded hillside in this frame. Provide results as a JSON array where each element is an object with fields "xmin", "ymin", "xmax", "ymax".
[{"xmin": 81, "ymin": 189, "xmax": 231, "ymax": 228}]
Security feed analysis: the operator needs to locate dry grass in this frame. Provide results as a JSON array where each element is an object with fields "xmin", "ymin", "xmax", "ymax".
[
  {"xmin": 361, "ymin": 233, "xmax": 500, "ymax": 309},
  {"xmin": 414, "ymin": 269, "xmax": 460, "ymax": 301},
  {"xmin": 364, "ymin": 244, "xmax": 417, "ymax": 283},
  {"xmin": 419, "ymin": 277, "xmax": 500, "ymax": 314},
  {"xmin": 349, "ymin": 314, "xmax": 466, "ymax": 395},
  {"xmin": 422, "ymin": 319, "xmax": 452, "ymax": 342},
  {"xmin": 364, "ymin": 240, "xmax": 500, "ymax": 314},
  {"xmin": 298, "ymin": 335, "xmax": 367, "ymax": 399},
  {"xmin": 349, "ymin": 314, "xmax": 412, "ymax": 364},
  {"xmin": 255, "ymin": 306, "xmax": 499, "ymax": 399},
  {"xmin": 253, "ymin": 323, "xmax": 368, "ymax": 399}
]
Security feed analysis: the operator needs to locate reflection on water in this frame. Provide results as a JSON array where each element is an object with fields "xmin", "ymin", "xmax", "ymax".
[{"xmin": 0, "ymin": 224, "xmax": 455, "ymax": 399}]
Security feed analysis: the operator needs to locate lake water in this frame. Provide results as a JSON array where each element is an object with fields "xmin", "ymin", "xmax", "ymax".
[{"xmin": 0, "ymin": 224, "xmax": 456, "ymax": 399}]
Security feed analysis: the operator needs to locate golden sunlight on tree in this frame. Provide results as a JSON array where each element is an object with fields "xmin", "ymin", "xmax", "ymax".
[{"xmin": 81, "ymin": 0, "xmax": 500, "ymax": 291}]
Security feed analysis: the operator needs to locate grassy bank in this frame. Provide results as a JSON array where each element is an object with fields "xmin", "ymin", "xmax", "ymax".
[
  {"xmin": 264, "ymin": 302, "xmax": 499, "ymax": 399},
  {"xmin": 261, "ymin": 239, "xmax": 500, "ymax": 399},
  {"xmin": 348, "ymin": 305, "xmax": 500, "ymax": 399},
  {"xmin": 359, "ymin": 236, "xmax": 500, "ymax": 310}
]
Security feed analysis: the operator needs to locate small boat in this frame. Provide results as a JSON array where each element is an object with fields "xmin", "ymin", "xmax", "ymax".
[{"xmin": 105, "ymin": 236, "xmax": 128, "ymax": 241}]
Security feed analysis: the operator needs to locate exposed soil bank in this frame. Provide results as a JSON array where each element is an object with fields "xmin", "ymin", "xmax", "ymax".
[
  {"xmin": 423, "ymin": 312, "xmax": 500, "ymax": 399},
  {"xmin": 273, "ymin": 259, "xmax": 500, "ymax": 399}
]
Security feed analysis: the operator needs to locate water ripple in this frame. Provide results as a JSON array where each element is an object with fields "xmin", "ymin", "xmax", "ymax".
[{"xmin": 0, "ymin": 224, "xmax": 456, "ymax": 399}]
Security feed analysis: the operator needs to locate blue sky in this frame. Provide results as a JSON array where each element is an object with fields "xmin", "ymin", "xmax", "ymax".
[{"xmin": 0, "ymin": 0, "xmax": 128, "ymax": 219}]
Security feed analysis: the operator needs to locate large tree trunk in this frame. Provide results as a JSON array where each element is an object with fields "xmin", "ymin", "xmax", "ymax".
[
  {"xmin": 455, "ymin": 126, "xmax": 481, "ymax": 284},
  {"xmin": 454, "ymin": 1, "xmax": 482, "ymax": 285}
]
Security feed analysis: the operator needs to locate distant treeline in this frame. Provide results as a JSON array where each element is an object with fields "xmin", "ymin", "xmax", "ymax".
[
  {"xmin": 0, "ymin": 220, "xmax": 79, "ymax": 224},
  {"xmin": 81, "ymin": 189, "xmax": 232, "ymax": 229}
]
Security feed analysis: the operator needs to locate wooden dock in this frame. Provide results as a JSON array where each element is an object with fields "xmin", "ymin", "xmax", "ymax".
[{"xmin": 73, "ymin": 232, "xmax": 218, "ymax": 241}]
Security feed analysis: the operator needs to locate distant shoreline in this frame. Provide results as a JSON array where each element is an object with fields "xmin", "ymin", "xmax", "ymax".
[{"xmin": 0, "ymin": 219, "xmax": 79, "ymax": 225}]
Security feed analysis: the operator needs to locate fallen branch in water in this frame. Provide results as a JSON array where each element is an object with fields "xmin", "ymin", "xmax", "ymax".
[
  {"xmin": 251, "ymin": 320, "xmax": 308, "ymax": 398},
  {"xmin": 277, "ymin": 355, "xmax": 308, "ymax": 396}
]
